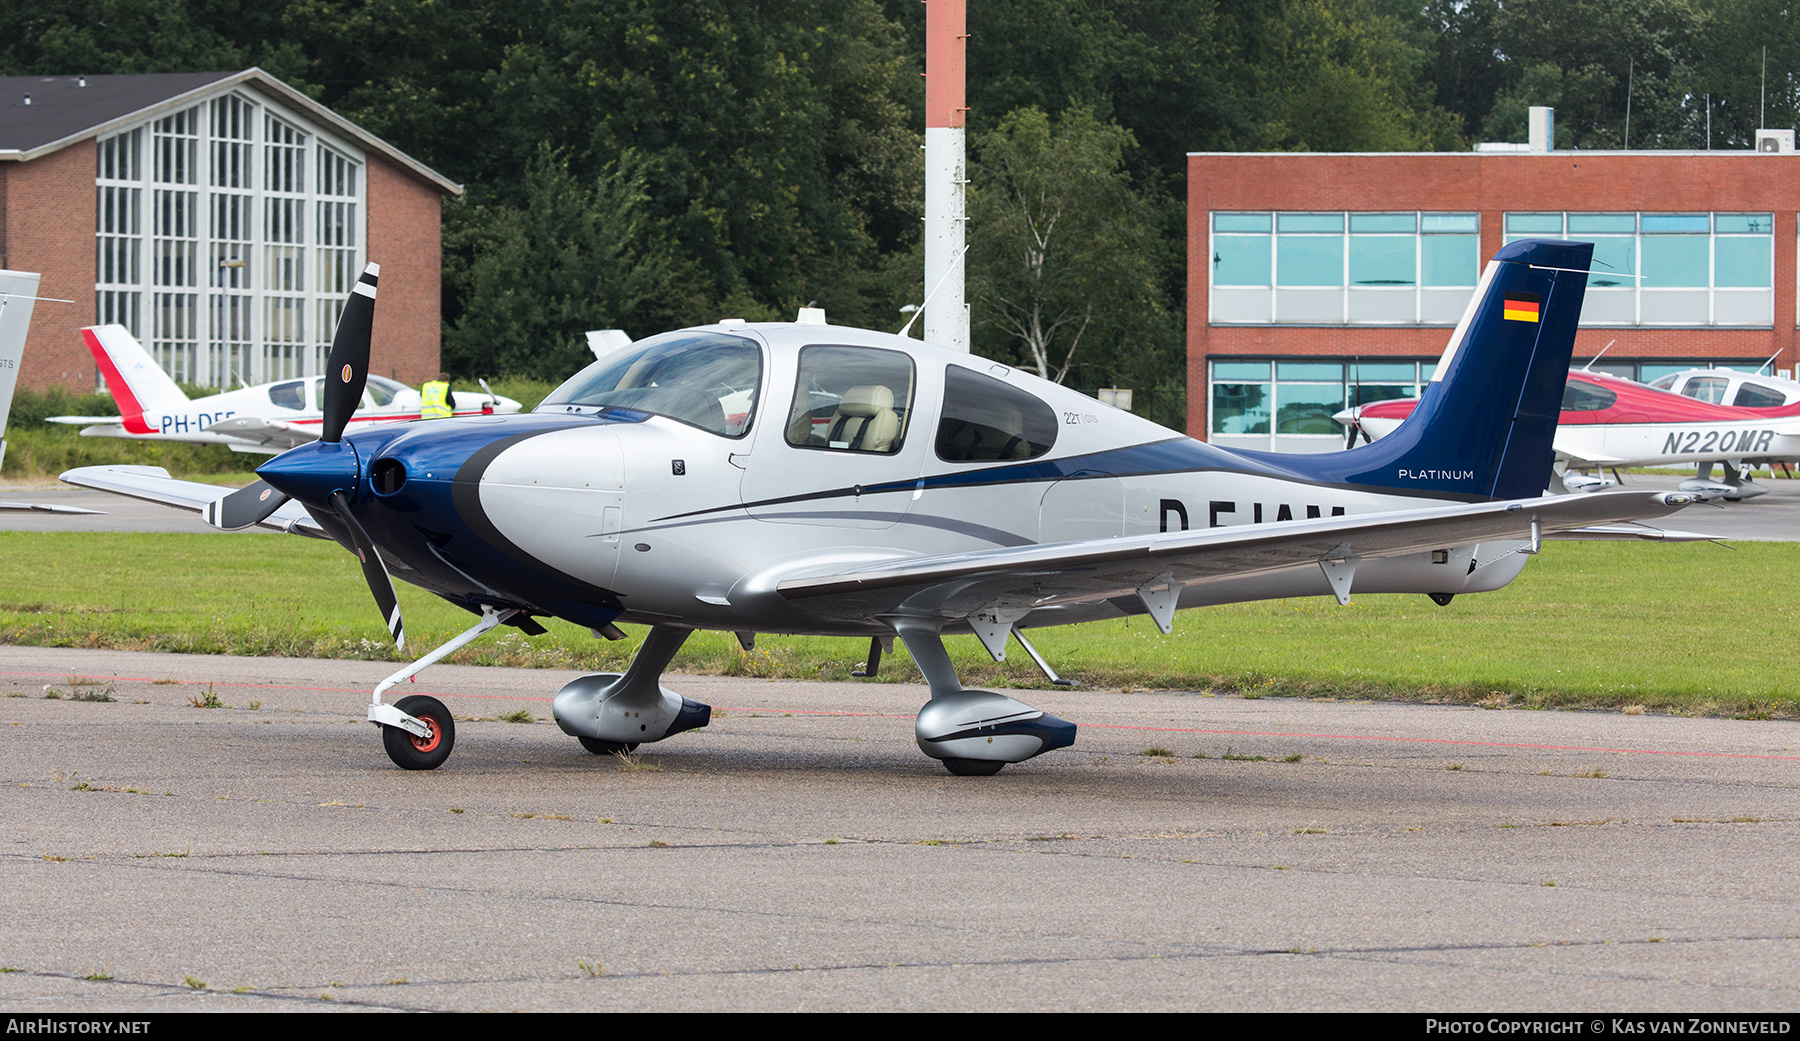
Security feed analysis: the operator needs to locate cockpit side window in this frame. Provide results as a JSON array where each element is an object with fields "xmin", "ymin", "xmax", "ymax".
[
  {"xmin": 365, "ymin": 375, "xmax": 404, "ymax": 407},
  {"xmin": 268, "ymin": 381, "xmax": 304, "ymax": 410},
  {"xmin": 1683, "ymin": 376, "xmax": 1729, "ymax": 404},
  {"xmin": 784, "ymin": 345, "xmax": 916, "ymax": 454},
  {"xmin": 1561, "ymin": 379, "xmax": 1617, "ymax": 412},
  {"xmin": 538, "ymin": 331, "xmax": 762, "ymax": 438},
  {"xmin": 936, "ymin": 365, "xmax": 1058, "ymax": 462}
]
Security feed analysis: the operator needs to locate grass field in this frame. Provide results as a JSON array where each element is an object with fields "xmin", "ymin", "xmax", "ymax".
[{"xmin": 0, "ymin": 531, "xmax": 1787, "ymax": 717}]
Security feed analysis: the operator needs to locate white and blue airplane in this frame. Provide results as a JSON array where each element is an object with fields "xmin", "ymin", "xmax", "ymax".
[{"xmin": 64, "ymin": 240, "xmax": 1703, "ymax": 774}]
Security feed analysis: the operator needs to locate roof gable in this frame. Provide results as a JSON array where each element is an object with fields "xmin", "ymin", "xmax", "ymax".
[{"xmin": 0, "ymin": 69, "xmax": 460, "ymax": 195}]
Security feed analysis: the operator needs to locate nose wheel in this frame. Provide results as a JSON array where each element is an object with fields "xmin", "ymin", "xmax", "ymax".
[{"xmin": 381, "ymin": 695, "xmax": 455, "ymax": 770}]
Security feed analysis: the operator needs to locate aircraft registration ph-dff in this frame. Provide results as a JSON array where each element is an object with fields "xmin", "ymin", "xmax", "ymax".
[
  {"xmin": 49, "ymin": 324, "xmax": 522, "ymax": 454},
  {"xmin": 63, "ymin": 241, "xmax": 1706, "ymax": 775}
]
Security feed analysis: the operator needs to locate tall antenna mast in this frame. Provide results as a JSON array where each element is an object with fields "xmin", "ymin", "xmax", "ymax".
[
  {"xmin": 1624, "ymin": 58, "xmax": 1634, "ymax": 148},
  {"xmin": 923, "ymin": 0, "xmax": 970, "ymax": 352}
]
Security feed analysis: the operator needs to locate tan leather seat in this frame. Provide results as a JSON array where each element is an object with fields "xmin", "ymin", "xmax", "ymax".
[{"xmin": 824, "ymin": 384, "xmax": 900, "ymax": 452}]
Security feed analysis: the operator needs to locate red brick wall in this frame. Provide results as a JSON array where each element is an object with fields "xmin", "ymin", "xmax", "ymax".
[
  {"xmin": 2, "ymin": 142, "xmax": 99, "ymax": 391},
  {"xmin": 366, "ymin": 156, "xmax": 443, "ymax": 385},
  {"xmin": 1187, "ymin": 152, "xmax": 1800, "ymax": 435}
]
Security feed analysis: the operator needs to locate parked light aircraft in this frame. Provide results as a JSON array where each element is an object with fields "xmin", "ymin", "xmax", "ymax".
[
  {"xmin": 49, "ymin": 324, "xmax": 522, "ymax": 454},
  {"xmin": 1650, "ymin": 367, "xmax": 1800, "ymax": 410},
  {"xmin": 0, "ymin": 269, "xmax": 100, "ymax": 516},
  {"xmin": 65, "ymin": 240, "xmax": 1704, "ymax": 774},
  {"xmin": 1336, "ymin": 369, "xmax": 1800, "ymax": 500}
]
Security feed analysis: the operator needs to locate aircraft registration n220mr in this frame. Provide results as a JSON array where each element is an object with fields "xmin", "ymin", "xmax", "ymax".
[{"xmin": 64, "ymin": 241, "xmax": 1705, "ymax": 775}]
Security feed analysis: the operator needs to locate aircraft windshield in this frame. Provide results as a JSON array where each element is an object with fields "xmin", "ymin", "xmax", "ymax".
[{"xmin": 539, "ymin": 331, "xmax": 761, "ymax": 438}]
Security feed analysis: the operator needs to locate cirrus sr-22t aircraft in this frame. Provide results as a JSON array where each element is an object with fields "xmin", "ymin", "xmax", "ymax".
[
  {"xmin": 50, "ymin": 324, "xmax": 520, "ymax": 454},
  {"xmin": 64, "ymin": 240, "xmax": 1705, "ymax": 775}
]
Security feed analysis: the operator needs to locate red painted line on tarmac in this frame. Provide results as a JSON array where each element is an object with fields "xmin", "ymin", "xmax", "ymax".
[{"xmin": 8, "ymin": 667, "xmax": 1793, "ymax": 760}]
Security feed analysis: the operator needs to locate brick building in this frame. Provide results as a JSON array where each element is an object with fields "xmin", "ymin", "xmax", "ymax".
[
  {"xmin": 1187, "ymin": 134, "xmax": 1799, "ymax": 452},
  {"xmin": 0, "ymin": 69, "xmax": 460, "ymax": 393}
]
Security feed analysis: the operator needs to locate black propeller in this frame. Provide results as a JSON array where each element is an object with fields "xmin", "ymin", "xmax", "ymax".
[
  {"xmin": 205, "ymin": 262, "xmax": 405, "ymax": 649},
  {"xmin": 205, "ymin": 263, "xmax": 380, "ymax": 532}
]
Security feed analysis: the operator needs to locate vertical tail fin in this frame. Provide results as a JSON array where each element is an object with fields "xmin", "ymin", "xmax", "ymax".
[
  {"xmin": 81, "ymin": 325, "xmax": 190, "ymax": 434},
  {"xmin": 1255, "ymin": 238, "xmax": 1592, "ymax": 501},
  {"xmin": 0, "ymin": 270, "xmax": 43, "ymax": 473}
]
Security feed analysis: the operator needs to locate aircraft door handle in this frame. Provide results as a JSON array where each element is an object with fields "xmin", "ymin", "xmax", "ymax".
[{"xmin": 729, "ymin": 453, "xmax": 750, "ymax": 469}]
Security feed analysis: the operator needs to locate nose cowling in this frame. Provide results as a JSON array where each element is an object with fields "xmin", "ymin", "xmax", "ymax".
[{"xmin": 257, "ymin": 439, "xmax": 362, "ymax": 507}]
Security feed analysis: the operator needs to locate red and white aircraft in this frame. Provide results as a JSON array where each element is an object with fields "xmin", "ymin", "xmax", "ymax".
[
  {"xmin": 49, "ymin": 324, "xmax": 522, "ymax": 455},
  {"xmin": 1335, "ymin": 369, "xmax": 1800, "ymax": 500}
]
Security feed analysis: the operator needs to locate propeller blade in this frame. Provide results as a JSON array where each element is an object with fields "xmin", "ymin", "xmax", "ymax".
[
  {"xmin": 203, "ymin": 479, "xmax": 291, "ymax": 530},
  {"xmin": 320, "ymin": 262, "xmax": 380, "ymax": 444},
  {"xmin": 329, "ymin": 489, "xmax": 405, "ymax": 650}
]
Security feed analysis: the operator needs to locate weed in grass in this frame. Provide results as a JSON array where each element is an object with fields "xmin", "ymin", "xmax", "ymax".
[
  {"xmin": 71, "ymin": 687, "xmax": 114, "ymax": 702},
  {"xmin": 233, "ymin": 985, "xmax": 253, "ymax": 993},
  {"xmin": 1672, "ymin": 817, "xmax": 1706, "ymax": 823},
  {"xmin": 1293, "ymin": 827, "xmax": 1328, "ymax": 835},
  {"xmin": 318, "ymin": 993, "xmax": 334, "ymax": 1001},
  {"xmin": 41, "ymin": 689, "xmax": 60, "ymax": 700},
  {"xmin": 1191, "ymin": 751, "xmax": 1209, "ymax": 759},
  {"xmin": 578, "ymin": 960, "xmax": 603, "ymax": 978},
  {"xmin": 6, "ymin": 691, "xmax": 22, "ymax": 697},
  {"xmin": 1648, "ymin": 937, "xmax": 1664, "ymax": 943},
  {"xmin": 824, "ymin": 838, "xmax": 840, "ymax": 845},
  {"xmin": 1446, "ymin": 763, "xmax": 1465, "ymax": 771},
  {"xmin": 187, "ymin": 685, "xmax": 224, "ymax": 709},
  {"xmin": 65, "ymin": 675, "xmax": 106, "ymax": 687},
  {"xmin": 1731, "ymin": 816, "xmax": 1763, "ymax": 823},
  {"xmin": 1283, "ymin": 753, "xmax": 1303, "ymax": 763},
  {"xmin": 386, "ymin": 978, "xmax": 408, "ymax": 986},
  {"xmin": 0, "ymin": 967, "xmax": 18, "ymax": 973},
  {"xmin": 1574, "ymin": 769, "xmax": 1607, "ymax": 779},
  {"xmin": 1542, "ymin": 880, "xmax": 1557, "ymax": 887},
  {"xmin": 1739, "ymin": 701, "xmax": 1776, "ymax": 721},
  {"xmin": 157, "ymin": 847, "xmax": 190, "ymax": 858},
  {"xmin": 83, "ymin": 967, "xmax": 113, "ymax": 981},
  {"xmin": 1271, "ymin": 865, "xmax": 1291, "ymax": 871},
  {"xmin": 499, "ymin": 708, "xmax": 535, "ymax": 724},
  {"xmin": 152, "ymin": 677, "xmax": 180, "ymax": 685},
  {"xmin": 246, "ymin": 700, "xmax": 261, "ymax": 711},
  {"xmin": 1622, "ymin": 704, "xmax": 1646, "ymax": 715},
  {"xmin": 183, "ymin": 976, "xmax": 206, "ymax": 990},
  {"xmin": 1139, "ymin": 746, "xmax": 1175, "ymax": 757},
  {"xmin": 450, "ymin": 808, "xmax": 465, "ymax": 814},
  {"xmin": 648, "ymin": 839, "xmax": 669, "ymax": 848},
  {"xmin": 613, "ymin": 751, "xmax": 660, "ymax": 773},
  {"xmin": 1221, "ymin": 747, "xmax": 1268, "ymax": 762},
  {"xmin": 41, "ymin": 855, "xmax": 67, "ymax": 862}
]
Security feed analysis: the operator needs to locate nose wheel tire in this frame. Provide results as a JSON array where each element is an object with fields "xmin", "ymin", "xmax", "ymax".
[
  {"xmin": 941, "ymin": 757, "xmax": 1006, "ymax": 777},
  {"xmin": 578, "ymin": 737, "xmax": 640, "ymax": 755},
  {"xmin": 382, "ymin": 695, "xmax": 455, "ymax": 770}
]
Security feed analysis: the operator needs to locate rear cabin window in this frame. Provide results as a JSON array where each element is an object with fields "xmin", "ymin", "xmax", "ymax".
[
  {"xmin": 935, "ymin": 365, "xmax": 1058, "ymax": 462},
  {"xmin": 1562, "ymin": 380, "xmax": 1617, "ymax": 412},
  {"xmin": 783, "ymin": 345, "xmax": 916, "ymax": 454},
  {"xmin": 268, "ymin": 381, "xmax": 304, "ymax": 410},
  {"xmin": 1733, "ymin": 383, "xmax": 1786, "ymax": 408}
]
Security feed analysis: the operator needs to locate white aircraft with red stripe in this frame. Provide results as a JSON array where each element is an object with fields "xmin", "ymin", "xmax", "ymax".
[
  {"xmin": 1336, "ymin": 368, "xmax": 1800, "ymax": 500},
  {"xmin": 49, "ymin": 323, "xmax": 521, "ymax": 454}
]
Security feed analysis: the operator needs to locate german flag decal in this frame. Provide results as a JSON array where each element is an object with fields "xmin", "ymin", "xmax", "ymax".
[{"xmin": 1503, "ymin": 293, "xmax": 1541, "ymax": 322}]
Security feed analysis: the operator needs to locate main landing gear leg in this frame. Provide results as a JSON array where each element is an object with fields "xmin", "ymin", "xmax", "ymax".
[
  {"xmin": 893, "ymin": 620, "xmax": 1077, "ymax": 777},
  {"xmin": 369, "ymin": 604, "xmax": 518, "ymax": 770},
  {"xmin": 551, "ymin": 625, "xmax": 711, "ymax": 755}
]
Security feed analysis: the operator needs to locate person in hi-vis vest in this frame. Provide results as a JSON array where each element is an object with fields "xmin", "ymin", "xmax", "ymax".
[{"xmin": 421, "ymin": 373, "xmax": 456, "ymax": 419}]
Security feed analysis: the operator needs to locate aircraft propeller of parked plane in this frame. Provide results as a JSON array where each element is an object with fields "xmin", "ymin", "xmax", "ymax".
[
  {"xmin": 1336, "ymin": 368, "xmax": 1800, "ymax": 501},
  {"xmin": 49, "ymin": 324, "xmax": 521, "ymax": 454},
  {"xmin": 65, "ymin": 242, "xmax": 1707, "ymax": 774}
]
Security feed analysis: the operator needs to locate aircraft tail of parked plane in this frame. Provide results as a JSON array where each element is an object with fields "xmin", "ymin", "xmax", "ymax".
[
  {"xmin": 1237, "ymin": 238, "xmax": 1590, "ymax": 502},
  {"xmin": 0, "ymin": 270, "xmax": 101, "ymax": 515},
  {"xmin": 78, "ymin": 325, "xmax": 191, "ymax": 434}
]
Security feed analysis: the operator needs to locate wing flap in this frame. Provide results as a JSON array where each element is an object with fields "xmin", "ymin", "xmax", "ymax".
[
  {"xmin": 205, "ymin": 416, "xmax": 317, "ymax": 450},
  {"xmin": 776, "ymin": 489, "xmax": 1694, "ymax": 620}
]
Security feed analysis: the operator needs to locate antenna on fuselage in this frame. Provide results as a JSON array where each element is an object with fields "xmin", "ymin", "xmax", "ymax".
[
  {"xmin": 898, "ymin": 245, "xmax": 968, "ymax": 340},
  {"xmin": 1581, "ymin": 340, "xmax": 1617, "ymax": 372}
]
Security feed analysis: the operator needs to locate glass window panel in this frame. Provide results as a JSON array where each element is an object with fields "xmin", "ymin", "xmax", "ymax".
[
  {"xmin": 787, "ymin": 345, "xmax": 918, "ymax": 455},
  {"xmin": 1351, "ymin": 363, "xmax": 1417, "ymax": 382},
  {"xmin": 935, "ymin": 365, "xmax": 1056, "ymax": 461},
  {"xmin": 1349, "ymin": 213, "xmax": 1414, "ymax": 233},
  {"xmin": 1277, "ymin": 362, "xmax": 1343, "ymax": 381},
  {"xmin": 1567, "ymin": 214, "xmax": 1636, "ymax": 234},
  {"xmin": 1715, "ymin": 236, "xmax": 1772, "ymax": 287},
  {"xmin": 1641, "ymin": 213, "xmax": 1709, "ymax": 233},
  {"xmin": 1637, "ymin": 364, "xmax": 1703, "ymax": 383},
  {"xmin": 1716, "ymin": 214, "xmax": 1772, "ymax": 234},
  {"xmin": 1506, "ymin": 213, "xmax": 1562, "ymax": 234},
  {"xmin": 1421, "ymin": 235, "xmax": 1478, "ymax": 286},
  {"xmin": 1274, "ymin": 384, "xmax": 1346, "ymax": 434},
  {"xmin": 1587, "ymin": 238, "xmax": 1637, "ymax": 287},
  {"xmin": 1350, "ymin": 384, "xmax": 1415, "ymax": 408},
  {"xmin": 1348, "ymin": 236, "xmax": 1415, "ymax": 285},
  {"xmin": 1213, "ymin": 361, "xmax": 1270, "ymax": 380},
  {"xmin": 1212, "ymin": 235, "xmax": 1270, "ymax": 285},
  {"xmin": 1734, "ymin": 383, "xmax": 1786, "ymax": 407},
  {"xmin": 1276, "ymin": 236, "xmax": 1342, "ymax": 286},
  {"xmin": 1211, "ymin": 383, "xmax": 1269, "ymax": 434},
  {"xmin": 1683, "ymin": 376, "xmax": 1729, "ymax": 403},
  {"xmin": 1213, "ymin": 212, "xmax": 1270, "ymax": 232},
  {"xmin": 1277, "ymin": 213, "xmax": 1343, "ymax": 233},
  {"xmin": 1641, "ymin": 236, "xmax": 1709, "ymax": 287},
  {"xmin": 1421, "ymin": 213, "xmax": 1478, "ymax": 233}
]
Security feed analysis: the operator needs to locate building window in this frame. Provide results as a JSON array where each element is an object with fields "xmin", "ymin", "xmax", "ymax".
[
  {"xmin": 1211, "ymin": 212, "xmax": 1479, "ymax": 325},
  {"xmin": 1207, "ymin": 358, "xmax": 1433, "ymax": 453},
  {"xmin": 1503, "ymin": 212, "xmax": 1773, "ymax": 327},
  {"xmin": 93, "ymin": 93, "xmax": 365, "ymax": 389}
]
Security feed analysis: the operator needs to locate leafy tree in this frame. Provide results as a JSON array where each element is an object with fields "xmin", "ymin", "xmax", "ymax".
[{"xmin": 967, "ymin": 107, "xmax": 1173, "ymax": 410}]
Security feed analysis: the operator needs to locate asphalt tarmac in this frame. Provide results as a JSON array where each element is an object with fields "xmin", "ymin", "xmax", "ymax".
[
  {"xmin": 2, "ymin": 645, "xmax": 1798, "ymax": 1012},
  {"xmin": 4, "ymin": 470, "xmax": 1797, "ymax": 539}
]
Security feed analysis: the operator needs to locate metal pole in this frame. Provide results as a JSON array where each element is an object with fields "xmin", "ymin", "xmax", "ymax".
[{"xmin": 924, "ymin": 0, "xmax": 970, "ymax": 352}]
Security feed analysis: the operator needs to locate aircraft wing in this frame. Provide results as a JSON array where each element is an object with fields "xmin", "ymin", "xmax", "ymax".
[
  {"xmin": 205, "ymin": 416, "xmax": 318, "ymax": 451},
  {"xmin": 0, "ymin": 501, "xmax": 103, "ymax": 514},
  {"xmin": 45, "ymin": 415, "xmax": 122, "ymax": 425},
  {"xmin": 775, "ymin": 489, "xmax": 1694, "ymax": 622},
  {"xmin": 58, "ymin": 465, "xmax": 327, "ymax": 538}
]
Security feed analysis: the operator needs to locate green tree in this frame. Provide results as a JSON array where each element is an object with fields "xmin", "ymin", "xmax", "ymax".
[
  {"xmin": 967, "ymin": 107, "xmax": 1174, "ymax": 420},
  {"xmin": 443, "ymin": 146, "xmax": 673, "ymax": 380}
]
